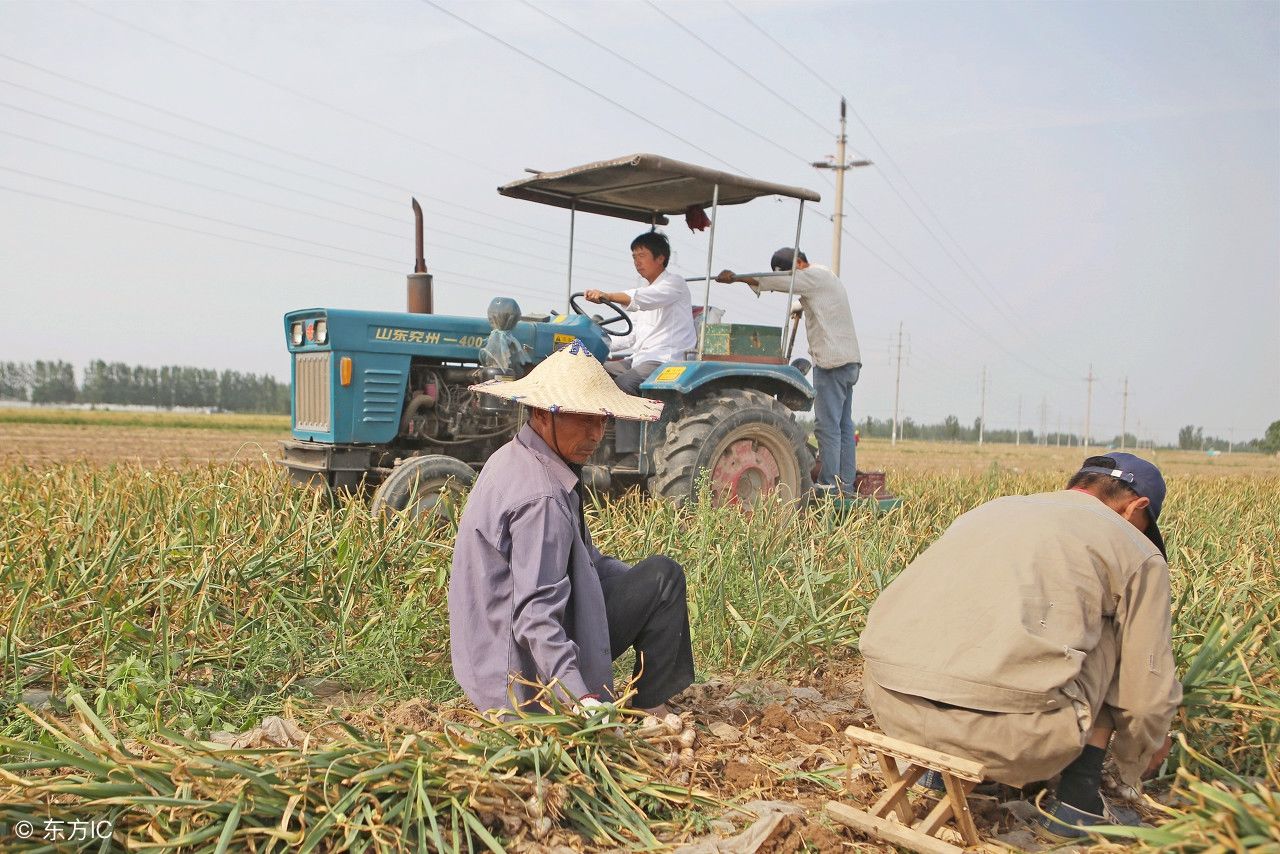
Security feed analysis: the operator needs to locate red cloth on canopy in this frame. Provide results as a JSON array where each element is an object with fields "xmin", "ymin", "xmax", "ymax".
[{"xmin": 684, "ymin": 206, "xmax": 711, "ymax": 232}]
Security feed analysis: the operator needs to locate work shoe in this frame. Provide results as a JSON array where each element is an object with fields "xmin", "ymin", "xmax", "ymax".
[
  {"xmin": 1036, "ymin": 797, "xmax": 1139, "ymax": 840},
  {"xmin": 915, "ymin": 769, "xmax": 1004, "ymax": 797},
  {"xmin": 916, "ymin": 769, "xmax": 947, "ymax": 792},
  {"xmin": 810, "ymin": 482, "xmax": 842, "ymax": 499}
]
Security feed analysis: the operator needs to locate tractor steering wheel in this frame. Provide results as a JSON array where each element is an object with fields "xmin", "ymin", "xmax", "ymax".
[{"xmin": 569, "ymin": 292, "xmax": 633, "ymax": 337}]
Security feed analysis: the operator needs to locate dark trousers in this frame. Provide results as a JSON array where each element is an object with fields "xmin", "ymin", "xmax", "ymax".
[
  {"xmin": 600, "ymin": 555, "xmax": 695, "ymax": 709},
  {"xmin": 604, "ymin": 359, "xmax": 661, "ymax": 395}
]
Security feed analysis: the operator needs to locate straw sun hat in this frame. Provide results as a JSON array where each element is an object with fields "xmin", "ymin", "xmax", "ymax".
[{"xmin": 470, "ymin": 339, "xmax": 664, "ymax": 421}]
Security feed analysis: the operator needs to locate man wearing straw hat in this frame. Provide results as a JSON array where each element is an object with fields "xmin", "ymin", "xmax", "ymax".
[
  {"xmin": 859, "ymin": 453, "xmax": 1180, "ymax": 837},
  {"xmin": 448, "ymin": 340, "xmax": 695, "ymax": 715}
]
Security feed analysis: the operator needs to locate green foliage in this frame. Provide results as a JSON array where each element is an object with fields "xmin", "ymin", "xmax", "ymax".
[
  {"xmin": 28, "ymin": 360, "xmax": 76, "ymax": 404},
  {"xmin": 3, "ymin": 359, "xmax": 289, "ymax": 412},
  {"xmin": 1, "ymin": 691, "xmax": 717, "ymax": 851},
  {"xmin": 1263, "ymin": 419, "xmax": 1280, "ymax": 454},
  {"xmin": 0, "ymin": 407, "xmax": 289, "ymax": 432},
  {"xmin": 0, "ymin": 362, "xmax": 32, "ymax": 401},
  {"xmin": 0, "ymin": 460, "xmax": 1276, "ymax": 848}
]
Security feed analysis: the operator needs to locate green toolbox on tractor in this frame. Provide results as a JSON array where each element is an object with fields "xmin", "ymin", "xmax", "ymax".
[{"xmin": 279, "ymin": 154, "xmax": 896, "ymax": 518}]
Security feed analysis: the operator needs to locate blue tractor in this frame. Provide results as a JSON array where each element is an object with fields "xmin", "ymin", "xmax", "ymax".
[{"xmin": 281, "ymin": 154, "xmax": 826, "ymax": 519}]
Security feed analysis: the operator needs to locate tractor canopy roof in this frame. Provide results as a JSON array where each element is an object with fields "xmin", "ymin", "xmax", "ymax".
[{"xmin": 497, "ymin": 153, "xmax": 822, "ymax": 225}]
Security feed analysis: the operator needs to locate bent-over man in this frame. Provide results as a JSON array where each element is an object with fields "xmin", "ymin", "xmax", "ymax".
[
  {"xmin": 859, "ymin": 453, "xmax": 1181, "ymax": 837},
  {"xmin": 448, "ymin": 340, "xmax": 695, "ymax": 714}
]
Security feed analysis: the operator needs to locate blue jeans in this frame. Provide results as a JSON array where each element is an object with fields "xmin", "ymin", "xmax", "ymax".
[{"xmin": 813, "ymin": 362, "xmax": 861, "ymax": 489}]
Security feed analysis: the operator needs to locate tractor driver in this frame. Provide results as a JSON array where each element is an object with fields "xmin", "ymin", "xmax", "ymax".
[
  {"xmin": 448, "ymin": 340, "xmax": 695, "ymax": 715},
  {"xmin": 584, "ymin": 230, "xmax": 697, "ymax": 395}
]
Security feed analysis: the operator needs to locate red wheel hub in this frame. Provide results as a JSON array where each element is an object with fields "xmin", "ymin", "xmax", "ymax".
[{"xmin": 710, "ymin": 438, "xmax": 782, "ymax": 504}]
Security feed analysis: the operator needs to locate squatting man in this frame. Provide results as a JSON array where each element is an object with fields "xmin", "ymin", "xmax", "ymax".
[
  {"xmin": 448, "ymin": 340, "xmax": 694, "ymax": 715},
  {"xmin": 860, "ymin": 453, "xmax": 1180, "ymax": 837}
]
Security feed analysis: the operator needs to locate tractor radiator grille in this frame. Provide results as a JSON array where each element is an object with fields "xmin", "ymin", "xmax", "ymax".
[
  {"xmin": 293, "ymin": 352, "xmax": 332, "ymax": 432},
  {"xmin": 360, "ymin": 368, "xmax": 404, "ymax": 425}
]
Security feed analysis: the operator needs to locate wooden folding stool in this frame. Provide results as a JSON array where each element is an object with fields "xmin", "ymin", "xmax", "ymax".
[{"xmin": 825, "ymin": 725, "xmax": 986, "ymax": 853}]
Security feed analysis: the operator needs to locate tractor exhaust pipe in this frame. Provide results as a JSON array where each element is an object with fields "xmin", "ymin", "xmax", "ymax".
[{"xmin": 407, "ymin": 197, "xmax": 433, "ymax": 314}]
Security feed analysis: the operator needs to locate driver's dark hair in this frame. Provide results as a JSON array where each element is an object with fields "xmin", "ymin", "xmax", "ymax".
[{"xmin": 630, "ymin": 231, "xmax": 670, "ymax": 268}]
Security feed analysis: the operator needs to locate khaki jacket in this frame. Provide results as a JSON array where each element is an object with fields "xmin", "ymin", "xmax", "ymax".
[{"xmin": 860, "ymin": 490, "xmax": 1181, "ymax": 786}]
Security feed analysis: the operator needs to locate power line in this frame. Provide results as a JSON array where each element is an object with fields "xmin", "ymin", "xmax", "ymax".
[
  {"xmin": 0, "ymin": 126, "xmax": 611, "ymax": 275},
  {"xmin": 838, "ymin": 221, "xmax": 1071, "ymax": 382},
  {"xmin": 0, "ymin": 182, "xmax": 402, "ymax": 275},
  {"xmin": 0, "ymin": 78, "xmax": 385, "ymax": 200},
  {"xmin": 69, "ymin": 0, "xmax": 507, "ymax": 178},
  {"xmin": 0, "ymin": 55, "xmax": 624, "ymax": 258},
  {"xmin": 0, "ymin": 164, "xmax": 610, "ymax": 292},
  {"xmin": 802, "ymin": 167, "xmax": 1070, "ymax": 381},
  {"xmin": 646, "ymin": 0, "xmax": 831, "ymax": 139},
  {"xmin": 708, "ymin": 13, "xmax": 1075, "ymax": 376},
  {"xmin": 724, "ymin": 2, "xmax": 842, "ymax": 100},
  {"xmin": 420, "ymin": 0, "xmax": 744, "ymax": 172},
  {"xmin": 0, "ymin": 97, "xmax": 623, "ymax": 279},
  {"xmin": 0, "ymin": 181, "xmax": 582, "ymax": 308},
  {"xmin": 520, "ymin": 1, "xmax": 815, "ymax": 170},
  {"xmin": 0, "ymin": 164, "xmax": 406, "ymax": 264},
  {"xmin": 0, "ymin": 98, "xmax": 411, "ymax": 223}
]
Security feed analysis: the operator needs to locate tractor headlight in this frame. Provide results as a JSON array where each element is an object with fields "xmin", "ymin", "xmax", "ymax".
[
  {"xmin": 314, "ymin": 319, "xmax": 328, "ymax": 344},
  {"xmin": 290, "ymin": 321, "xmax": 304, "ymax": 346}
]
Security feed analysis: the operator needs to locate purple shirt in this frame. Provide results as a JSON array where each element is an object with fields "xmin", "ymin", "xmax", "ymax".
[{"xmin": 448, "ymin": 424, "xmax": 630, "ymax": 712}]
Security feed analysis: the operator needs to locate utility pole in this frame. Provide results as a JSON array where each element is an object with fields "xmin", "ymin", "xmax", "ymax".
[
  {"xmin": 812, "ymin": 98, "xmax": 872, "ymax": 276},
  {"xmin": 1016, "ymin": 395, "xmax": 1023, "ymax": 446},
  {"xmin": 1120, "ymin": 377, "xmax": 1129, "ymax": 449},
  {"xmin": 978, "ymin": 366, "xmax": 987, "ymax": 446},
  {"xmin": 1084, "ymin": 364, "xmax": 1096, "ymax": 448},
  {"xmin": 1057, "ymin": 414, "xmax": 1062, "ymax": 447},
  {"xmin": 1229, "ymin": 427, "xmax": 1234, "ymax": 454},
  {"xmin": 1038, "ymin": 396, "xmax": 1049, "ymax": 446},
  {"xmin": 891, "ymin": 321, "xmax": 904, "ymax": 445}
]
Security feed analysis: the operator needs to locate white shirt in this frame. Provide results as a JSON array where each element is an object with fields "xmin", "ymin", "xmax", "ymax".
[
  {"xmin": 620, "ymin": 267, "xmax": 697, "ymax": 365},
  {"xmin": 752, "ymin": 264, "xmax": 860, "ymax": 369}
]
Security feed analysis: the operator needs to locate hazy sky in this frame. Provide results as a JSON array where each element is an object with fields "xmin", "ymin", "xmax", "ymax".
[{"xmin": 2, "ymin": 0, "xmax": 1277, "ymax": 444}]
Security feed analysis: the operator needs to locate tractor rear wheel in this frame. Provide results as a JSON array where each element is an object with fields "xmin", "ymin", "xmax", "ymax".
[
  {"xmin": 370, "ymin": 454, "xmax": 476, "ymax": 525},
  {"xmin": 650, "ymin": 389, "xmax": 812, "ymax": 508}
]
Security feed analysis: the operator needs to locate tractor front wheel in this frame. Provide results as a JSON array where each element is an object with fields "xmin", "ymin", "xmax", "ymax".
[
  {"xmin": 650, "ymin": 389, "xmax": 812, "ymax": 508},
  {"xmin": 370, "ymin": 454, "xmax": 476, "ymax": 525}
]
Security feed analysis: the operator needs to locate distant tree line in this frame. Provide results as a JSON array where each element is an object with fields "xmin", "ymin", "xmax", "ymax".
[
  {"xmin": 1177, "ymin": 423, "xmax": 1274, "ymax": 454},
  {"xmin": 855, "ymin": 414, "xmax": 1093, "ymax": 446},
  {"xmin": 826, "ymin": 414, "xmax": 1274, "ymax": 452},
  {"xmin": 0, "ymin": 360, "xmax": 289, "ymax": 414}
]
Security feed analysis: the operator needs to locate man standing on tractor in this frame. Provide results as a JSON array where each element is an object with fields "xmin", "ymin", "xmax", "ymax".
[
  {"xmin": 717, "ymin": 249, "xmax": 862, "ymax": 494},
  {"xmin": 859, "ymin": 453, "xmax": 1181, "ymax": 838},
  {"xmin": 448, "ymin": 340, "xmax": 695, "ymax": 715},
  {"xmin": 583, "ymin": 231, "xmax": 696, "ymax": 395}
]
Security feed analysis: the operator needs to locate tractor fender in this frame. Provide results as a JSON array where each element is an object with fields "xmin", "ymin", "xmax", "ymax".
[{"xmin": 639, "ymin": 361, "xmax": 814, "ymax": 411}]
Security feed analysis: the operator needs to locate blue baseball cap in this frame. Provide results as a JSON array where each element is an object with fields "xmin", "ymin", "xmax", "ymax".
[{"xmin": 1076, "ymin": 452, "xmax": 1167, "ymax": 557}]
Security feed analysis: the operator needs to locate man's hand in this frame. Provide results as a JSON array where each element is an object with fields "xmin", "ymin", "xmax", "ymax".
[
  {"xmin": 1144, "ymin": 733, "xmax": 1174, "ymax": 778},
  {"xmin": 714, "ymin": 269, "xmax": 737, "ymax": 284},
  {"xmin": 575, "ymin": 696, "xmax": 620, "ymax": 726},
  {"xmin": 584, "ymin": 290, "xmax": 630, "ymax": 307}
]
